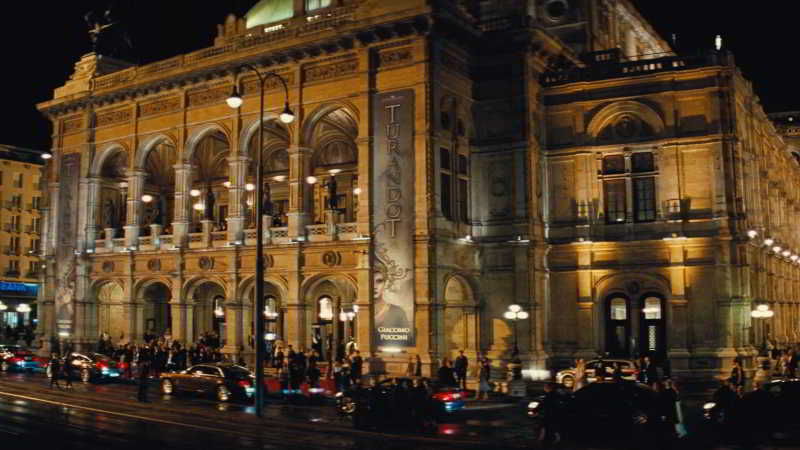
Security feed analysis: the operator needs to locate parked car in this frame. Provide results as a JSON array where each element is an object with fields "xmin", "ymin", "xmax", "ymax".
[
  {"xmin": 0, "ymin": 345, "xmax": 47, "ymax": 372},
  {"xmin": 555, "ymin": 359, "xmax": 638, "ymax": 388},
  {"xmin": 337, "ymin": 377, "xmax": 464, "ymax": 429},
  {"xmin": 46, "ymin": 352, "xmax": 121, "ymax": 383},
  {"xmin": 528, "ymin": 381, "xmax": 661, "ymax": 442},
  {"xmin": 160, "ymin": 363, "xmax": 255, "ymax": 402},
  {"xmin": 704, "ymin": 379, "xmax": 800, "ymax": 439}
]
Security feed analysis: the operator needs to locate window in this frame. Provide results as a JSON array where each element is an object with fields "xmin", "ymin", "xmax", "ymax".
[
  {"xmin": 306, "ymin": 0, "xmax": 331, "ymax": 11},
  {"xmin": 602, "ymin": 155, "xmax": 625, "ymax": 174},
  {"xmin": 318, "ymin": 296, "xmax": 333, "ymax": 321},
  {"xmin": 30, "ymin": 239, "xmax": 40, "ymax": 254},
  {"xmin": 0, "ymin": 171, "xmax": 3, "ymax": 185},
  {"xmin": 458, "ymin": 179, "xmax": 468, "ymax": 223},
  {"xmin": 632, "ymin": 153, "xmax": 654, "ymax": 172},
  {"xmin": 12, "ymin": 195, "xmax": 21, "ymax": 209},
  {"xmin": 13, "ymin": 173, "xmax": 23, "ymax": 188},
  {"xmin": 440, "ymin": 148, "xmax": 451, "ymax": 170},
  {"xmin": 604, "ymin": 180, "xmax": 626, "ymax": 223},
  {"xmin": 27, "ymin": 261, "xmax": 37, "ymax": 274},
  {"xmin": 32, "ymin": 218, "xmax": 41, "ymax": 234},
  {"xmin": 11, "ymin": 215, "xmax": 20, "ymax": 232},
  {"xmin": 643, "ymin": 297, "xmax": 662, "ymax": 319},
  {"xmin": 633, "ymin": 178, "xmax": 656, "ymax": 222},
  {"xmin": 441, "ymin": 173, "xmax": 452, "ymax": 220},
  {"xmin": 610, "ymin": 298, "xmax": 627, "ymax": 320},
  {"xmin": 32, "ymin": 197, "xmax": 41, "ymax": 210},
  {"xmin": 458, "ymin": 155, "xmax": 468, "ymax": 175},
  {"xmin": 8, "ymin": 260, "xmax": 19, "ymax": 273}
]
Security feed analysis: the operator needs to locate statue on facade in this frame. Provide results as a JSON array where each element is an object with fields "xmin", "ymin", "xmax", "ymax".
[
  {"xmin": 205, "ymin": 186, "xmax": 215, "ymax": 221},
  {"xmin": 262, "ymin": 182, "xmax": 273, "ymax": 216},
  {"xmin": 103, "ymin": 199, "xmax": 116, "ymax": 229},
  {"xmin": 327, "ymin": 176, "xmax": 338, "ymax": 210}
]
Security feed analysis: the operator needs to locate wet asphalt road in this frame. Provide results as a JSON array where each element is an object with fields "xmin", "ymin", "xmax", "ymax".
[{"xmin": 1, "ymin": 370, "xmax": 798, "ymax": 449}]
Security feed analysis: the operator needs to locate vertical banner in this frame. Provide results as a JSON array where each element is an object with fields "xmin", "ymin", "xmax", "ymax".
[
  {"xmin": 55, "ymin": 153, "xmax": 80, "ymax": 337},
  {"xmin": 372, "ymin": 89, "xmax": 415, "ymax": 348}
]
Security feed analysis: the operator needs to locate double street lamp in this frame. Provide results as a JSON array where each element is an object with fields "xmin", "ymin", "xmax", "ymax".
[
  {"xmin": 226, "ymin": 66, "xmax": 294, "ymax": 418},
  {"xmin": 503, "ymin": 304, "xmax": 529, "ymax": 358}
]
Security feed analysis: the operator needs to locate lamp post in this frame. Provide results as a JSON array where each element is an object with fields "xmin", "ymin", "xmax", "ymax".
[
  {"xmin": 339, "ymin": 305, "xmax": 358, "ymax": 359},
  {"xmin": 227, "ymin": 66, "xmax": 294, "ymax": 418},
  {"xmin": 503, "ymin": 304, "xmax": 529, "ymax": 359},
  {"xmin": 750, "ymin": 303, "xmax": 774, "ymax": 357}
]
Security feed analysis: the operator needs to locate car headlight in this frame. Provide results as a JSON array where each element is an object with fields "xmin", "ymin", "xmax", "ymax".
[
  {"xmin": 528, "ymin": 401, "xmax": 540, "ymax": 409},
  {"xmin": 335, "ymin": 392, "xmax": 344, "ymax": 398},
  {"xmin": 703, "ymin": 402, "xmax": 716, "ymax": 410}
]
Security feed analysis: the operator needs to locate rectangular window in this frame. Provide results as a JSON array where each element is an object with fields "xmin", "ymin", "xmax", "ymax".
[
  {"xmin": 306, "ymin": 0, "xmax": 331, "ymax": 11},
  {"xmin": 0, "ymin": 170, "xmax": 3, "ymax": 185},
  {"xmin": 440, "ymin": 148, "xmax": 451, "ymax": 171},
  {"xmin": 604, "ymin": 180, "xmax": 626, "ymax": 223},
  {"xmin": 632, "ymin": 152, "xmax": 654, "ymax": 172},
  {"xmin": 32, "ymin": 197, "xmax": 41, "ymax": 209},
  {"xmin": 602, "ymin": 155, "xmax": 625, "ymax": 174},
  {"xmin": 13, "ymin": 173, "xmax": 23, "ymax": 188},
  {"xmin": 32, "ymin": 218, "xmax": 41, "ymax": 234},
  {"xmin": 458, "ymin": 179, "xmax": 468, "ymax": 223},
  {"xmin": 441, "ymin": 173, "xmax": 452, "ymax": 220},
  {"xmin": 633, "ymin": 177, "xmax": 656, "ymax": 222},
  {"xmin": 458, "ymin": 154, "xmax": 468, "ymax": 175},
  {"xmin": 12, "ymin": 195, "xmax": 21, "ymax": 208}
]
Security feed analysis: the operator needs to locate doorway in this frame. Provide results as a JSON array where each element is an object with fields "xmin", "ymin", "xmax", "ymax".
[
  {"xmin": 639, "ymin": 295, "xmax": 666, "ymax": 361},
  {"xmin": 605, "ymin": 295, "xmax": 630, "ymax": 357}
]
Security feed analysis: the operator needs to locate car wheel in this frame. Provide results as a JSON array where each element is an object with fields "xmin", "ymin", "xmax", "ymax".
[
  {"xmin": 217, "ymin": 386, "xmax": 230, "ymax": 402},
  {"xmin": 161, "ymin": 379, "xmax": 173, "ymax": 395},
  {"xmin": 1, "ymin": 361, "xmax": 9, "ymax": 372},
  {"xmin": 561, "ymin": 375, "xmax": 574, "ymax": 389},
  {"xmin": 339, "ymin": 397, "xmax": 356, "ymax": 414},
  {"xmin": 81, "ymin": 368, "xmax": 91, "ymax": 383}
]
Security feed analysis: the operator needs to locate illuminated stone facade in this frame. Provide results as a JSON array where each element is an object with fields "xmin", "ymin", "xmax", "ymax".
[{"xmin": 36, "ymin": 0, "xmax": 793, "ymax": 380}]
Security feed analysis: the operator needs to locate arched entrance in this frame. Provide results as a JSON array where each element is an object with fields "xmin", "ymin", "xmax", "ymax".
[
  {"xmin": 303, "ymin": 275, "xmax": 358, "ymax": 361},
  {"xmin": 94, "ymin": 281, "xmax": 124, "ymax": 342},
  {"xmin": 605, "ymin": 294, "xmax": 630, "ymax": 357},
  {"xmin": 244, "ymin": 280, "xmax": 285, "ymax": 355},
  {"xmin": 442, "ymin": 275, "xmax": 478, "ymax": 359},
  {"xmin": 189, "ymin": 130, "xmax": 230, "ymax": 232},
  {"xmin": 141, "ymin": 282, "xmax": 171, "ymax": 338},
  {"xmin": 244, "ymin": 120, "xmax": 290, "ymax": 228},
  {"xmin": 141, "ymin": 140, "xmax": 176, "ymax": 232},
  {"xmin": 189, "ymin": 280, "xmax": 226, "ymax": 343}
]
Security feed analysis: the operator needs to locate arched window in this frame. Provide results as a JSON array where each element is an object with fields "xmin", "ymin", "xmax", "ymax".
[
  {"xmin": 610, "ymin": 297, "xmax": 627, "ymax": 320},
  {"xmin": 643, "ymin": 296, "xmax": 662, "ymax": 319},
  {"xmin": 318, "ymin": 296, "xmax": 333, "ymax": 321}
]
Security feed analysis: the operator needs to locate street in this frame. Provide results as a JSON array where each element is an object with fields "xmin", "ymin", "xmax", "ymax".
[{"xmin": 1, "ymin": 370, "xmax": 798, "ymax": 449}]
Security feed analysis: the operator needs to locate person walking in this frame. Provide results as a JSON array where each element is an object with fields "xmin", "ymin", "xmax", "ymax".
[
  {"xmin": 730, "ymin": 358, "xmax": 745, "ymax": 389},
  {"xmin": 414, "ymin": 354, "xmax": 423, "ymax": 377},
  {"xmin": 653, "ymin": 381, "xmax": 677, "ymax": 447},
  {"xmin": 538, "ymin": 382, "xmax": 562, "ymax": 445},
  {"xmin": 476, "ymin": 357, "xmax": 491, "ymax": 400},
  {"xmin": 454, "ymin": 350, "xmax": 468, "ymax": 390},
  {"xmin": 63, "ymin": 354, "xmax": 74, "ymax": 389},
  {"xmin": 137, "ymin": 360, "xmax": 150, "ymax": 402},
  {"xmin": 49, "ymin": 353, "xmax": 63, "ymax": 390},
  {"xmin": 574, "ymin": 358, "xmax": 586, "ymax": 391},
  {"xmin": 350, "ymin": 351, "xmax": 363, "ymax": 386},
  {"xmin": 643, "ymin": 356, "xmax": 659, "ymax": 384}
]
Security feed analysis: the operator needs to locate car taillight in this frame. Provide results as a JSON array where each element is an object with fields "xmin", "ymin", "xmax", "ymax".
[
  {"xmin": 96, "ymin": 361, "xmax": 108, "ymax": 369},
  {"xmin": 10, "ymin": 357, "xmax": 22, "ymax": 363},
  {"xmin": 237, "ymin": 380, "xmax": 251, "ymax": 388},
  {"xmin": 433, "ymin": 392, "xmax": 456, "ymax": 402}
]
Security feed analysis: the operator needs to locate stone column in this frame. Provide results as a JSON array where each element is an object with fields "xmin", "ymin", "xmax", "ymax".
[
  {"xmin": 224, "ymin": 301, "xmax": 245, "ymax": 356},
  {"xmin": 169, "ymin": 302, "xmax": 188, "ymax": 343},
  {"xmin": 150, "ymin": 224, "xmax": 162, "ymax": 249},
  {"xmin": 124, "ymin": 170, "xmax": 146, "ymax": 247},
  {"xmin": 262, "ymin": 215, "xmax": 273, "ymax": 243},
  {"xmin": 201, "ymin": 219, "xmax": 213, "ymax": 247},
  {"xmin": 576, "ymin": 301, "xmax": 595, "ymax": 358},
  {"xmin": 121, "ymin": 302, "xmax": 141, "ymax": 344},
  {"xmin": 226, "ymin": 156, "xmax": 250, "ymax": 243},
  {"xmin": 104, "ymin": 228, "xmax": 115, "ymax": 249},
  {"xmin": 287, "ymin": 146, "xmax": 312, "ymax": 239},
  {"xmin": 172, "ymin": 163, "xmax": 193, "ymax": 247}
]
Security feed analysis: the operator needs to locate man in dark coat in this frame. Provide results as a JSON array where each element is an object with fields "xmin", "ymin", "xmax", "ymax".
[
  {"xmin": 454, "ymin": 350, "xmax": 468, "ymax": 390},
  {"xmin": 350, "ymin": 351, "xmax": 363, "ymax": 386},
  {"xmin": 49, "ymin": 353, "xmax": 63, "ymax": 390},
  {"xmin": 437, "ymin": 359, "xmax": 457, "ymax": 387}
]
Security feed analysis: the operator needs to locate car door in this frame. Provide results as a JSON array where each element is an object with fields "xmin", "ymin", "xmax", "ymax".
[
  {"xmin": 177, "ymin": 366, "xmax": 203, "ymax": 392},
  {"xmin": 585, "ymin": 360, "xmax": 599, "ymax": 383},
  {"xmin": 195, "ymin": 366, "xmax": 223, "ymax": 393}
]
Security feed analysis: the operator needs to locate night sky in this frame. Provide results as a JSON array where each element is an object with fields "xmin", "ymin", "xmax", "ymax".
[{"xmin": 2, "ymin": 1, "xmax": 797, "ymax": 151}]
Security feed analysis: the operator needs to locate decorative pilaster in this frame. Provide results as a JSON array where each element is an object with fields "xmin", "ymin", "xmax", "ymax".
[
  {"xmin": 287, "ymin": 146, "xmax": 312, "ymax": 239},
  {"xmin": 226, "ymin": 156, "xmax": 250, "ymax": 243},
  {"xmin": 83, "ymin": 177, "xmax": 101, "ymax": 251},
  {"xmin": 172, "ymin": 163, "xmax": 193, "ymax": 247},
  {"xmin": 124, "ymin": 170, "xmax": 145, "ymax": 247}
]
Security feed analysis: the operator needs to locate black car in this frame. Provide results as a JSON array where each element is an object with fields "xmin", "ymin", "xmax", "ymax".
[
  {"xmin": 47, "ymin": 352, "xmax": 122, "ymax": 383},
  {"xmin": 704, "ymin": 379, "xmax": 800, "ymax": 439},
  {"xmin": 528, "ymin": 381, "xmax": 662, "ymax": 442},
  {"xmin": 160, "ymin": 363, "xmax": 255, "ymax": 402},
  {"xmin": 338, "ymin": 377, "xmax": 465, "ymax": 429}
]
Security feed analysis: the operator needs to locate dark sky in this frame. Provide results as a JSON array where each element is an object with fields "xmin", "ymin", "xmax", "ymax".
[{"xmin": 1, "ymin": 1, "xmax": 796, "ymax": 151}]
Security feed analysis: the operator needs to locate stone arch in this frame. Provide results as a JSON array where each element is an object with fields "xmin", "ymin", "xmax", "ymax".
[
  {"xmin": 441, "ymin": 273, "xmax": 479, "ymax": 358},
  {"xmin": 238, "ymin": 113, "xmax": 292, "ymax": 158},
  {"xmin": 237, "ymin": 274, "xmax": 289, "ymax": 303},
  {"xmin": 301, "ymin": 101, "xmax": 360, "ymax": 147},
  {"xmin": 300, "ymin": 273, "xmax": 359, "ymax": 303},
  {"xmin": 182, "ymin": 277, "xmax": 227, "ymax": 341},
  {"xmin": 300, "ymin": 273, "xmax": 359, "ymax": 356},
  {"xmin": 593, "ymin": 271, "xmax": 671, "ymax": 358},
  {"xmin": 135, "ymin": 133, "xmax": 177, "ymax": 169},
  {"xmin": 183, "ymin": 275, "xmax": 229, "ymax": 304},
  {"xmin": 91, "ymin": 279, "xmax": 126, "ymax": 342},
  {"xmin": 586, "ymin": 100, "xmax": 665, "ymax": 141},
  {"xmin": 184, "ymin": 122, "xmax": 232, "ymax": 163},
  {"xmin": 132, "ymin": 277, "xmax": 173, "ymax": 303},
  {"xmin": 91, "ymin": 142, "xmax": 130, "ymax": 177}
]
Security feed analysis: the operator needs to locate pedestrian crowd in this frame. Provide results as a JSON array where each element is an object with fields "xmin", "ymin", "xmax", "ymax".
[{"xmin": 2, "ymin": 324, "xmax": 35, "ymax": 347}]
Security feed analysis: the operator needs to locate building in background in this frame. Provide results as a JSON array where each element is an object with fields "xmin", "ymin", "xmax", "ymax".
[
  {"xmin": 34, "ymin": 0, "xmax": 800, "ymax": 382},
  {"xmin": 0, "ymin": 145, "xmax": 45, "ymax": 332}
]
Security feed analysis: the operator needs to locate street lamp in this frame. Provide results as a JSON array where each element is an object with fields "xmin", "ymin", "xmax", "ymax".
[
  {"xmin": 503, "ymin": 304, "xmax": 529, "ymax": 358},
  {"xmin": 0, "ymin": 302, "xmax": 7, "ymax": 311},
  {"xmin": 227, "ymin": 66, "xmax": 294, "ymax": 418},
  {"xmin": 751, "ymin": 303, "xmax": 774, "ymax": 357}
]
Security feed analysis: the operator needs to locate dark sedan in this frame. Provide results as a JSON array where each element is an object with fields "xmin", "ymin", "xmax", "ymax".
[
  {"xmin": 337, "ymin": 377, "xmax": 465, "ymax": 429},
  {"xmin": 160, "ymin": 363, "xmax": 255, "ymax": 402},
  {"xmin": 46, "ymin": 352, "xmax": 122, "ymax": 383},
  {"xmin": 0, "ymin": 345, "xmax": 47, "ymax": 372},
  {"xmin": 528, "ymin": 381, "xmax": 662, "ymax": 442},
  {"xmin": 704, "ymin": 379, "xmax": 800, "ymax": 440}
]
